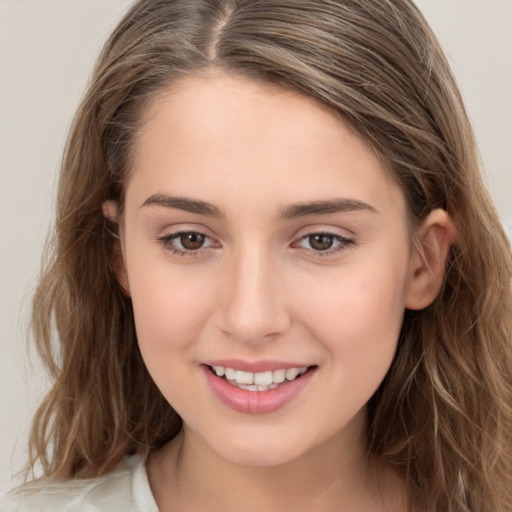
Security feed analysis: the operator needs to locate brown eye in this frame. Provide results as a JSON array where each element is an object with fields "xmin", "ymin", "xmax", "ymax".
[
  {"xmin": 180, "ymin": 232, "xmax": 206, "ymax": 250},
  {"xmin": 308, "ymin": 234, "xmax": 334, "ymax": 251},
  {"xmin": 295, "ymin": 232, "xmax": 354, "ymax": 256},
  {"xmin": 158, "ymin": 230, "xmax": 218, "ymax": 256}
]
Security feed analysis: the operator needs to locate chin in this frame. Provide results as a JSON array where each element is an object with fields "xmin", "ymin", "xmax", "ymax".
[
  {"xmin": 202, "ymin": 427, "xmax": 320, "ymax": 468},
  {"xmin": 220, "ymin": 445, "xmax": 304, "ymax": 468}
]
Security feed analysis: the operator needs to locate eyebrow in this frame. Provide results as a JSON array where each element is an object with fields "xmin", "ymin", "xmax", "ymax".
[
  {"xmin": 280, "ymin": 199, "xmax": 378, "ymax": 219},
  {"xmin": 141, "ymin": 194, "xmax": 377, "ymax": 219},
  {"xmin": 141, "ymin": 194, "xmax": 225, "ymax": 217}
]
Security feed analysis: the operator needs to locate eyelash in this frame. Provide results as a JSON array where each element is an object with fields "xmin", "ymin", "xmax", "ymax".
[
  {"xmin": 157, "ymin": 231, "xmax": 217, "ymax": 257},
  {"xmin": 293, "ymin": 232, "xmax": 355, "ymax": 257},
  {"xmin": 157, "ymin": 230, "xmax": 354, "ymax": 258}
]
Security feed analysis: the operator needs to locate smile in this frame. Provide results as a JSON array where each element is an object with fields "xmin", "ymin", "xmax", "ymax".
[
  {"xmin": 210, "ymin": 365, "xmax": 309, "ymax": 391},
  {"xmin": 203, "ymin": 363, "xmax": 317, "ymax": 414}
]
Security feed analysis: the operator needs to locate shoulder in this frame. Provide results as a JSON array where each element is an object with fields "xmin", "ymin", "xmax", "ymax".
[{"xmin": 0, "ymin": 455, "xmax": 158, "ymax": 512}]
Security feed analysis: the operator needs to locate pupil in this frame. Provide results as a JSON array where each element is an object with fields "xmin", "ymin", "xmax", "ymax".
[
  {"xmin": 310, "ymin": 234, "xmax": 333, "ymax": 251},
  {"xmin": 181, "ymin": 232, "xmax": 205, "ymax": 250}
]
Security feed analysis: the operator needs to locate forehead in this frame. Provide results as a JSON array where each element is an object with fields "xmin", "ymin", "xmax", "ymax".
[{"xmin": 127, "ymin": 73, "xmax": 404, "ymax": 217}]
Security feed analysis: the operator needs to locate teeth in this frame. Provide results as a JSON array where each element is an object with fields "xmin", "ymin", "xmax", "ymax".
[
  {"xmin": 211, "ymin": 365, "xmax": 310, "ymax": 389},
  {"xmin": 285, "ymin": 368, "xmax": 300, "ymax": 380},
  {"xmin": 237, "ymin": 384, "xmax": 259, "ymax": 391},
  {"xmin": 254, "ymin": 371, "xmax": 272, "ymax": 386},
  {"xmin": 235, "ymin": 370, "xmax": 253, "ymax": 385},
  {"xmin": 272, "ymin": 369, "xmax": 286, "ymax": 383},
  {"xmin": 225, "ymin": 367, "xmax": 236, "ymax": 380}
]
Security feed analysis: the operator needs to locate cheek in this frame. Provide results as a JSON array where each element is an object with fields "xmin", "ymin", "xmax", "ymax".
[
  {"xmin": 126, "ymin": 256, "xmax": 217, "ymax": 358},
  {"xmin": 127, "ymin": 263, "xmax": 220, "ymax": 411},
  {"xmin": 296, "ymin": 256, "xmax": 408, "ymax": 366}
]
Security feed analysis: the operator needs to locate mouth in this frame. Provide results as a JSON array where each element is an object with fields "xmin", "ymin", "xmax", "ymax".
[
  {"xmin": 207, "ymin": 364, "xmax": 315, "ymax": 392},
  {"xmin": 202, "ymin": 362, "xmax": 318, "ymax": 414}
]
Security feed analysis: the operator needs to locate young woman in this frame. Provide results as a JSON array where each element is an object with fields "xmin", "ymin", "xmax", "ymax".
[{"xmin": 2, "ymin": 0, "xmax": 511, "ymax": 511}]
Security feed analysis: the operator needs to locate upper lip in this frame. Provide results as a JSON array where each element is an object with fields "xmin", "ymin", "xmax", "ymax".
[{"xmin": 203, "ymin": 359, "xmax": 313, "ymax": 373}]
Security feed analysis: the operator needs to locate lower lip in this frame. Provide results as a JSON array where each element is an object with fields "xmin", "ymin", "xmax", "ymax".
[{"xmin": 202, "ymin": 366, "xmax": 316, "ymax": 414}]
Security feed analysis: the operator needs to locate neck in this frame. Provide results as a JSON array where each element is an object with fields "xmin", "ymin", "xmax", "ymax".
[{"xmin": 147, "ymin": 413, "xmax": 406, "ymax": 512}]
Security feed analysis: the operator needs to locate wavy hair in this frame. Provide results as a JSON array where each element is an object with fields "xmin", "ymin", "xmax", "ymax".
[{"xmin": 28, "ymin": 1, "xmax": 512, "ymax": 510}]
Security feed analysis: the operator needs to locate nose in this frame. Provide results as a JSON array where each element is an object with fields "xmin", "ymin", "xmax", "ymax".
[{"xmin": 216, "ymin": 246, "xmax": 292, "ymax": 344}]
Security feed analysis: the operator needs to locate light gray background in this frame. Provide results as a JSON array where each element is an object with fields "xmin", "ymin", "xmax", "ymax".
[{"xmin": 1, "ymin": 0, "xmax": 511, "ymax": 493}]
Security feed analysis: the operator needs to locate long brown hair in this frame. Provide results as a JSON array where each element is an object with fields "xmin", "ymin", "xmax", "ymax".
[{"xmin": 28, "ymin": 1, "xmax": 512, "ymax": 510}]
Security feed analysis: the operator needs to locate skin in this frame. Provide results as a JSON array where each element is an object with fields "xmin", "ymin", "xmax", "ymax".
[{"xmin": 105, "ymin": 72, "xmax": 454, "ymax": 511}]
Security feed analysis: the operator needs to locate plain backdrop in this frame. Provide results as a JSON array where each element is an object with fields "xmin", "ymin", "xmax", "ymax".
[{"xmin": 1, "ymin": 0, "xmax": 511, "ymax": 494}]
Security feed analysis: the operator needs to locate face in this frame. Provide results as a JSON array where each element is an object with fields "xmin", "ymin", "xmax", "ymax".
[{"xmin": 117, "ymin": 73, "xmax": 418, "ymax": 467}]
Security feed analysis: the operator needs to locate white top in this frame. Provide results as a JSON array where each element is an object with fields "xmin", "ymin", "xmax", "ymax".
[{"xmin": 0, "ymin": 455, "xmax": 159, "ymax": 512}]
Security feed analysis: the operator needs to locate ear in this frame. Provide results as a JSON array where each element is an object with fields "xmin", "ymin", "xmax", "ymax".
[
  {"xmin": 405, "ymin": 208, "xmax": 457, "ymax": 310},
  {"xmin": 102, "ymin": 200, "xmax": 130, "ymax": 297}
]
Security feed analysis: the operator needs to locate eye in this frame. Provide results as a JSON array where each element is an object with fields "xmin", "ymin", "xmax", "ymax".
[
  {"xmin": 295, "ymin": 232, "xmax": 354, "ymax": 255},
  {"xmin": 158, "ymin": 230, "xmax": 218, "ymax": 255},
  {"xmin": 176, "ymin": 232, "xmax": 208, "ymax": 250}
]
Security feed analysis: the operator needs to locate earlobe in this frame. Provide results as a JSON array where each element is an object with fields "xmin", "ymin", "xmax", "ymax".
[
  {"xmin": 102, "ymin": 200, "xmax": 119, "ymax": 223},
  {"xmin": 405, "ymin": 209, "xmax": 457, "ymax": 310},
  {"xmin": 102, "ymin": 200, "xmax": 130, "ymax": 297},
  {"xmin": 110, "ymin": 239, "xmax": 131, "ymax": 297}
]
